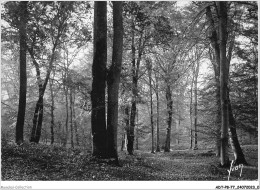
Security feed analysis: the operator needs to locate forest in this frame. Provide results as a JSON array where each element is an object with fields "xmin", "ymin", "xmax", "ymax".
[{"xmin": 1, "ymin": 1, "xmax": 258, "ymax": 182}]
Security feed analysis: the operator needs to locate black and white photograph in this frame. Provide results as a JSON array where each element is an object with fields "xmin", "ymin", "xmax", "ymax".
[{"xmin": 1, "ymin": 1, "xmax": 258, "ymax": 189}]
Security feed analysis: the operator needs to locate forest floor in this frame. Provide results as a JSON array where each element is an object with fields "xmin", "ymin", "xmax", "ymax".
[{"xmin": 1, "ymin": 142, "xmax": 258, "ymax": 181}]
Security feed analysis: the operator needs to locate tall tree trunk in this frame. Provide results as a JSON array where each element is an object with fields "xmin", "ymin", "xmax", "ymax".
[
  {"xmin": 147, "ymin": 60, "xmax": 155, "ymax": 153},
  {"xmin": 155, "ymin": 72, "xmax": 160, "ymax": 152},
  {"xmin": 228, "ymin": 93, "xmax": 247, "ymax": 165},
  {"xmin": 189, "ymin": 74, "xmax": 194, "ymax": 149},
  {"xmin": 226, "ymin": 35, "xmax": 247, "ymax": 165},
  {"xmin": 124, "ymin": 105, "xmax": 130, "ymax": 152},
  {"xmin": 107, "ymin": 1, "xmax": 123, "ymax": 161},
  {"xmin": 28, "ymin": 36, "xmax": 58, "ymax": 143},
  {"xmin": 16, "ymin": 1, "xmax": 28, "ymax": 145},
  {"xmin": 28, "ymin": 3, "xmax": 63, "ymax": 143},
  {"xmin": 30, "ymin": 95, "xmax": 43, "ymax": 143},
  {"xmin": 63, "ymin": 78, "xmax": 69, "ymax": 147},
  {"xmin": 128, "ymin": 19, "xmax": 137, "ymax": 155},
  {"xmin": 218, "ymin": 1, "xmax": 230, "ymax": 167},
  {"xmin": 215, "ymin": 85, "xmax": 221, "ymax": 157},
  {"xmin": 177, "ymin": 118, "xmax": 180, "ymax": 144},
  {"xmin": 73, "ymin": 93, "xmax": 79, "ymax": 146},
  {"xmin": 135, "ymin": 108, "xmax": 139, "ymax": 150},
  {"xmin": 91, "ymin": 1, "xmax": 107, "ymax": 158},
  {"xmin": 175, "ymin": 97, "xmax": 180, "ymax": 145},
  {"xmin": 29, "ymin": 48, "xmax": 57, "ymax": 144},
  {"xmin": 193, "ymin": 61, "xmax": 200, "ymax": 150},
  {"xmin": 206, "ymin": 6, "xmax": 221, "ymax": 157},
  {"xmin": 127, "ymin": 15, "xmax": 145, "ymax": 155},
  {"xmin": 49, "ymin": 73, "xmax": 55, "ymax": 145},
  {"xmin": 129, "ymin": 90, "xmax": 136, "ymax": 155},
  {"xmin": 253, "ymin": 56, "xmax": 257, "ymax": 139},
  {"xmin": 70, "ymin": 88, "xmax": 74, "ymax": 149},
  {"xmin": 164, "ymin": 84, "xmax": 173, "ymax": 152}
]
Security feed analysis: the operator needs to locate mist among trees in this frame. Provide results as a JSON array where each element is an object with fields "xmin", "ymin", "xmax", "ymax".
[{"xmin": 1, "ymin": 1, "xmax": 258, "ymax": 183}]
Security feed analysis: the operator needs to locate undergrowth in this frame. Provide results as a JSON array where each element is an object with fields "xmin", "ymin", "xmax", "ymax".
[{"xmin": 1, "ymin": 142, "xmax": 258, "ymax": 181}]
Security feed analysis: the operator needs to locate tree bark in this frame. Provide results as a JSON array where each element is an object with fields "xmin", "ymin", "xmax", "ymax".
[
  {"xmin": 127, "ymin": 14, "xmax": 145, "ymax": 155},
  {"xmin": 189, "ymin": 72, "xmax": 194, "ymax": 149},
  {"xmin": 29, "ymin": 37, "xmax": 58, "ymax": 144},
  {"xmin": 206, "ymin": 6, "xmax": 221, "ymax": 157},
  {"xmin": 26, "ymin": 2, "xmax": 69, "ymax": 144},
  {"xmin": 70, "ymin": 88, "xmax": 74, "ymax": 149},
  {"xmin": 49, "ymin": 72, "xmax": 55, "ymax": 145},
  {"xmin": 217, "ymin": 1, "xmax": 230, "ymax": 167},
  {"xmin": 124, "ymin": 105, "xmax": 130, "ymax": 152},
  {"xmin": 228, "ymin": 93, "xmax": 247, "ymax": 165},
  {"xmin": 16, "ymin": 1, "xmax": 28, "ymax": 145},
  {"xmin": 30, "ymin": 95, "xmax": 43, "ymax": 143},
  {"xmin": 91, "ymin": 1, "xmax": 107, "ymax": 158},
  {"xmin": 226, "ymin": 36, "xmax": 247, "ymax": 165},
  {"xmin": 155, "ymin": 71, "xmax": 160, "ymax": 152},
  {"xmin": 207, "ymin": 6, "xmax": 246, "ymax": 162},
  {"xmin": 147, "ymin": 60, "xmax": 155, "ymax": 153},
  {"xmin": 63, "ymin": 72, "xmax": 69, "ymax": 147},
  {"xmin": 128, "ymin": 18, "xmax": 137, "ymax": 155},
  {"xmin": 215, "ymin": 84, "xmax": 221, "ymax": 157},
  {"xmin": 135, "ymin": 109, "xmax": 139, "ymax": 150},
  {"xmin": 107, "ymin": 1, "xmax": 123, "ymax": 161},
  {"xmin": 164, "ymin": 84, "xmax": 173, "ymax": 152},
  {"xmin": 193, "ymin": 60, "xmax": 200, "ymax": 150},
  {"xmin": 73, "ymin": 92, "xmax": 79, "ymax": 146}
]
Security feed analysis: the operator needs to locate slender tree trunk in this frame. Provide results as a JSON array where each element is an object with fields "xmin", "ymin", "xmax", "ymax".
[
  {"xmin": 135, "ymin": 108, "xmax": 139, "ymax": 150},
  {"xmin": 135, "ymin": 127, "xmax": 139, "ymax": 150},
  {"xmin": 58, "ymin": 122, "xmax": 62, "ymax": 145},
  {"xmin": 29, "ymin": 56, "xmax": 57, "ymax": 143},
  {"xmin": 49, "ymin": 74, "xmax": 55, "ymax": 145},
  {"xmin": 63, "ymin": 81, "xmax": 69, "ymax": 147},
  {"xmin": 124, "ymin": 105, "xmax": 130, "ymax": 151},
  {"xmin": 150, "ymin": 93, "xmax": 154, "ymax": 152},
  {"xmin": 16, "ymin": 1, "xmax": 28, "ymax": 145},
  {"xmin": 30, "ymin": 95, "xmax": 43, "ymax": 143},
  {"xmin": 218, "ymin": 1, "xmax": 230, "ymax": 167},
  {"xmin": 107, "ymin": 1, "xmax": 123, "ymax": 161},
  {"xmin": 147, "ymin": 60, "xmax": 155, "ymax": 153},
  {"xmin": 70, "ymin": 88, "xmax": 74, "ymax": 149},
  {"xmin": 209, "ymin": 54, "xmax": 221, "ymax": 156},
  {"xmin": 129, "ymin": 94, "xmax": 136, "ymax": 155},
  {"xmin": 253, "ymin": 59, "xmax": 257, "ymax": 139},
  {"xmin": 127, "ymin": 15, "xmax": 145, "ymax": 155},
  {"xmin": 189, "ymin": 77, "xmax": 194, "ymax": 149},
  {"xmin": 73, "ymin": 93, "xmax": 79, "ymax": 146},
  {"xmin": 155, "ymin": 71, "xmax": 160, "ymax": 152},
  {"xmin": 29, "ymin": 38, "xmax": 58, "ymax": 143},
  {"xmin": 175, "ymin": 98, "xmax": 180, "ymax": 145},
  {"xmin": 91, "ymin": 1, "xmax": 107, "ymax": 158},
  {"xmin": 164, "ymin": 84, "xmax": 173, "ymax": 152},
  {"xmin": 193, "ymin": 61, "xmax": 200, "ymax": 150},
  {"xmin": 215, "ymin": 85, "xmax": 221, "ymax": 157},
  {"xmin": 128, "ymin": 19, "xmax": 136, "ymax": 155},
  {"xmin": 177, "ymin": 119, "xmax": 180, "ymax": 144}
]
